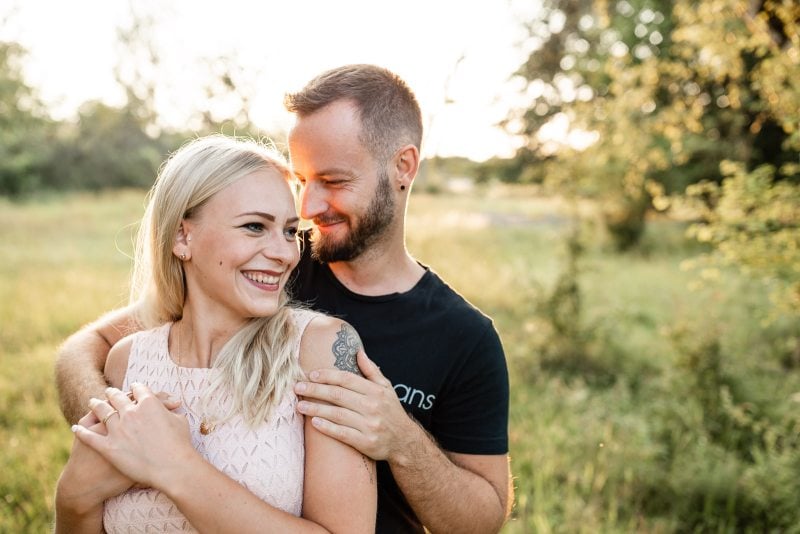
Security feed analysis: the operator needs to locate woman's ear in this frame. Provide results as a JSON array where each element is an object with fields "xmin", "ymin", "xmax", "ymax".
[{"xmin": 172, "ymin": 221, "xmax": 192, "ymax": 261}]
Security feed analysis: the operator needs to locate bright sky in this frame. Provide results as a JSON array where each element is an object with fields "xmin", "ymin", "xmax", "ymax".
[{"xmin": 2, "ymin": 0, "xmax": 536, "ymax": 161}]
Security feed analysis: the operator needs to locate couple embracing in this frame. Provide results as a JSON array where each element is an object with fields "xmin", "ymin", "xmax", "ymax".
[{"xmin": 55, "ymin": 64, "xmax": 511, "ymax": 533}]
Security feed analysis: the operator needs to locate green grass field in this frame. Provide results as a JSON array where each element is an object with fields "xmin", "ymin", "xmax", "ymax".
[{"xmin": 1, "ymin": 187, "xmax": 798, "ymax": 532}]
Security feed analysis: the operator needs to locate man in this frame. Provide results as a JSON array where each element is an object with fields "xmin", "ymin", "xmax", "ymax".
[{"xmin": 56, "ymin": 64, "xmax": 511, "ymax": 533}]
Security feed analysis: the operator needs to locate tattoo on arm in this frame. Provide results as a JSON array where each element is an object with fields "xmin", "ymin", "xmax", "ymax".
[
  {"xmin": 331, "ymin": 324, "xmax": 363, "ymax": 376},
  {"xmin": 361, "ymin": 455, "xmax": 375, "ymax": 485}
]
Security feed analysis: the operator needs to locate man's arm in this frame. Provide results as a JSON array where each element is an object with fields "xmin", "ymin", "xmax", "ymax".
[
  {"xmin": 389, "ymin": 425, "xmax": 511, "ymax": 534},
  {"xmin": 55, "ymin": 305, "xmax": 140, "ymax": 424},
  {"xmin": 295, "ymin": 351, "xmax": 512, "ymax": 533}
]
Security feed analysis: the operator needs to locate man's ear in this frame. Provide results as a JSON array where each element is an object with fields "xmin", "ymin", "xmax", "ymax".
[
  {"xmin": 172, "ymin": 221, "xmax": 192, "ymax": 261},
  {"xmin": 394, "ymin": 144, "xmax": 419, "ymax": 191}
]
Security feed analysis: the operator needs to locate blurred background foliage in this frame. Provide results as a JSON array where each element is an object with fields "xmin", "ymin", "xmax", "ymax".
[{"xmin": 2, "ymin": 0, "xmax": 800, "ymax": 531}]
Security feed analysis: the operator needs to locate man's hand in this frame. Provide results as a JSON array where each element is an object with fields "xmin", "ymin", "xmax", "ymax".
[
  {"xmin": 294, "ymin": 350, "xmax": 417, "ymax": 462},
  {"xmin": 294, "ymin": 350, "xmax": 511, "ymax": 533}
]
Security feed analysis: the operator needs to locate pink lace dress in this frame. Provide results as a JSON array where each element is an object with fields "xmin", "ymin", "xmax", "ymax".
[{"xmin": 102, "ymin": 309, "xmax": 318, "ymax": 533}]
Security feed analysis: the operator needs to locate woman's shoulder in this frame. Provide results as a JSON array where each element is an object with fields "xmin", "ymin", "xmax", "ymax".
[
  {"xmin": 105, "ymin": 322, "xmax": 172, "ymax": 387},
  {"xmin": 295, "ymin": 311, "xmax": 363, "ymax": 375},
  {"xmin": 288, "ymin": 307, "xmax": 327, "ymax": 332},
  {"xmin": 118, "ymin": 322, "xmax": 171, "ymax": 353}
]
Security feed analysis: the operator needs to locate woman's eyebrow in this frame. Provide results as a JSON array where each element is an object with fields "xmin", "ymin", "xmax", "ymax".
[
  {"xmin": 237, "ymin": 211, "xmax": 275, "ymax": 221},
  {"xmin": 237, "ymin": 212, "xmax": 300, "ymax": 225}
]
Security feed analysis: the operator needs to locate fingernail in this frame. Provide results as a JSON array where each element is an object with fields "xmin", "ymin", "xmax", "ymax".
[
  {"xmin": 295, "ymin": 382, "xmax": 307, "ymax": 393},
  {"xmin": 311, "ymin": 417, "xmax": 323, "ymax": 427},
  {"xmin": 309, "ymin": 371, "xmax": 319, "ymax": 380},
  {"xmin": 297, "ymin": 401, "xmax": 308, "ymax": 412},
  {"xmin": 70, "ymin": 425, "xmax": 79, "ymax": 433}
]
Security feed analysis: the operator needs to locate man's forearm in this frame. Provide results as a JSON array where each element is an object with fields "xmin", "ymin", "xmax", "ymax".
[
  {"xmin": 55, "ymin": 306, "xmax": 141, "ymax": 424},
  {"xmin": 55, "ymin": 330, "xmax": 111, "ymax": 424},
  {"xmin": 389, "ymin": 424, "xmax": 509, "ymax": 534}
]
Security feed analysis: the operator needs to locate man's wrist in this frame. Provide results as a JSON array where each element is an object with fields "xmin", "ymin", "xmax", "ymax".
[{"xmin": 387, "ymin": 414, "xmax": 429, "ymax": 468}]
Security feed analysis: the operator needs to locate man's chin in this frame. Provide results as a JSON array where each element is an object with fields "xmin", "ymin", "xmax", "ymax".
[
  {"xmin": 310, "ymin": 235, "xmax": 361, "ymax": 263},
  {"xmin": 311, "ymin": 231, "xmax": 336, "ymax": 259}
]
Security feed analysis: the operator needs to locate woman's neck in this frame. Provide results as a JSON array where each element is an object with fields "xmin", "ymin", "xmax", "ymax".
[{"xmin": 174, "ymin": 305, "xmax": 247, "ymax": 368}]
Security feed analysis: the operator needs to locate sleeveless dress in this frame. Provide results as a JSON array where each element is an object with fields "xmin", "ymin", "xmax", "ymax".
[{"xmin": 103, "ymin": 308, "xmax": 319, "ymax": 533}]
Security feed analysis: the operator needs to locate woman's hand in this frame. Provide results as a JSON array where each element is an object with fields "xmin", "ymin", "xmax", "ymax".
[
  {"xmin": 72, "ymin": 383, "xmax": 198, "ymax": 491},
  {"xmin": 54, "ymin": 412, "xmax": 135, "ymax": 533},
  {"xmin": 59, "ymin": 410, "xmax": 135, "ymax": 502}
]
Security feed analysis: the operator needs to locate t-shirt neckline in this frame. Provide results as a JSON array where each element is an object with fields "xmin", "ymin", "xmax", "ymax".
[{"xmin": 320, "ymin": 261, "xmax": 432, "ymax": 303}]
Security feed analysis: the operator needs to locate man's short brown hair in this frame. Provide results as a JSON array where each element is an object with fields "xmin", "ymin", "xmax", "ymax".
[{"xmin": 284, "ymin": 64, "xmax": 423, "ymax": 165}]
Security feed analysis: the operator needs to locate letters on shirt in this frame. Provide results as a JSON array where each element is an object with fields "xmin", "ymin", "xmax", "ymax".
[{"xmin": 393, "ymin": 383, "xmax": 435, "ymax": 410}]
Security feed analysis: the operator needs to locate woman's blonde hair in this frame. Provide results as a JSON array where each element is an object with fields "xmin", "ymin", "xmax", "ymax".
[{"xmin": 130, "ymin": 134, "xmax": 302, "ymax": 427}]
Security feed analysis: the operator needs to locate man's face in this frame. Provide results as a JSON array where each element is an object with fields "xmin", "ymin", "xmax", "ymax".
[{"xmin": 288, "ymin": 100, "xmax": 396, "ymax": 262}]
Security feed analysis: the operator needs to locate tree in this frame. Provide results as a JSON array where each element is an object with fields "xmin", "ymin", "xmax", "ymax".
[
  {"xmin": 113, "ymin": 3, "xmax": 161, "ymax": 134},
  {"xmin": 680, "ymin": 1, "xmax": 800, "ymax": 326},
  {"xmin": 42, "ymin": 101, "xmax": 174, "ymax": 190},
  {"xmin": 509, "ymin": 0, "xmax": 799, "ymax": 250},
  {"xmin": 192, "ymin": 55, "xmax": 264, "ymax": 138},
  {"xmin": 0, "ymin": 41, "xmax": 52, "ymax": 196},
  {"xmin": 38, "ymin": 4, "xmax": 177, "ymax": 192}
]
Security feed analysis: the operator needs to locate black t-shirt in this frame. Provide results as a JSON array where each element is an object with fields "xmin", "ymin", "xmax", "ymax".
[{"xmin": 290, "ymin": 232, "xmax": 509, "ymax": 533}]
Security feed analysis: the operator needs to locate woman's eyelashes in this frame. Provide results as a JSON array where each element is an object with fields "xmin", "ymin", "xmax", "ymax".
[
  {"xmin": 284, "ymin": 226, "xmax": 299, "ymax": 241},
  {"xmin": 241, "ymin": 222, "xmax": 265, "ymax": 233},
  {"xmin": 241, "ymin": 221, "xmax": 298, "ymax": 242}
]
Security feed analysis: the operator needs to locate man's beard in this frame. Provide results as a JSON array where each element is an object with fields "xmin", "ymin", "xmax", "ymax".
[{"xmin": 311, "ymin": 169, "xmax": 395, "ymax": 263}]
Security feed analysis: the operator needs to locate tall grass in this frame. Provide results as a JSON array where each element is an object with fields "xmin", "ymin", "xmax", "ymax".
[
  {"xmin": 0, "ymin": 191, "xmax": 142, "ymax": 532},
  {"xmin": 1, "ymin": 186, "xmax": 797, "ymax": 532}
]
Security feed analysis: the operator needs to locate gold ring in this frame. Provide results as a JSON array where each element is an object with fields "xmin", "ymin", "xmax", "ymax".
[{"xmin": 101, "ymin": 410, "xmax": 120, "ymax": 425}]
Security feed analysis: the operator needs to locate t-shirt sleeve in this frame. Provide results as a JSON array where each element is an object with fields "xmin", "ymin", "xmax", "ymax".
[{"xmin": 431, "ymin": 323, "xmax": 509, "ymax": 455}]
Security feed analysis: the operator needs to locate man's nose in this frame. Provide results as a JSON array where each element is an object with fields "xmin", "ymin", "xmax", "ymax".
[{"xmin": 299, "ymin": 181, "xmax": 327, "ymax": 220}]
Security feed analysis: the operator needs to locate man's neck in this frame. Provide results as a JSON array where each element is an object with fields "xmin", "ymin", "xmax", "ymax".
[{"xmin": 328, "ymin": 243, "xmax": 425, "ymax": 297}]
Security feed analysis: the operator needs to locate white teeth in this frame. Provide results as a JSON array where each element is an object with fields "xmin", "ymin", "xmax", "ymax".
[{"xmin": 244, "ymin": 272, "xmax": 280, "ymax": 284}]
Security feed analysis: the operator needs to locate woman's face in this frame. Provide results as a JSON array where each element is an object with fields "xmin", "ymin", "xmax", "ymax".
[{"xmin": 177, "ymin": 168, "xmax": 300, "ymax": 323}]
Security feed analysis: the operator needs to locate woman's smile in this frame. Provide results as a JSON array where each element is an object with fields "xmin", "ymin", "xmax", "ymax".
[{"xmin": 242, "ymin": 270, "xmax": 283, "ymax": 290}]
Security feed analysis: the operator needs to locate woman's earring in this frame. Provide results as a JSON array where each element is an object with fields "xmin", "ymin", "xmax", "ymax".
[{"xmin": 180, "ymin": 253, "xmax": 186, "ymax": 260}]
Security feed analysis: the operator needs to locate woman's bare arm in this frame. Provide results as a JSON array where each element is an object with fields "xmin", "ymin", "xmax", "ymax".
[
  {"xmin": 70, "ymin": 316, "xmax": 377, "ymax": 533},
  {"xmin": 298, "ymin": 316, "xmax": 377, "ymax": 531}
]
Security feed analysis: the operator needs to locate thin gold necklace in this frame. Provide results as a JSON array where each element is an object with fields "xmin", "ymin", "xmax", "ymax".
[{"xmin": 175, "ymin": 321, "xmax": 216, "ymax": 435}]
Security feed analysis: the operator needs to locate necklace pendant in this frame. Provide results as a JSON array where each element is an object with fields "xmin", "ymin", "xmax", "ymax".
[{"xmin": 200, "ymin": 420, "xmax": 215, "ymax": 435}]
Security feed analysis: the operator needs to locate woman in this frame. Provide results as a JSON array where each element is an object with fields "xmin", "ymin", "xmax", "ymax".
[{"xmin": 54, "ymin": 135, "xmax": 376, "ymax": 532}]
